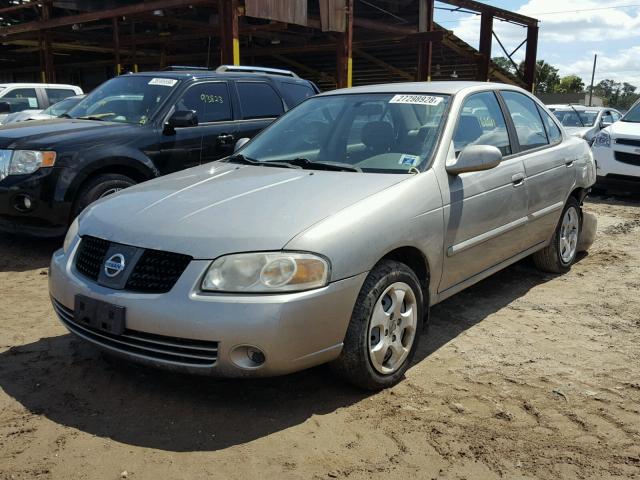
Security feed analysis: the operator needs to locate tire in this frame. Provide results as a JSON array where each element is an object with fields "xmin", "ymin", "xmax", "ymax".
[
  {"xmin": 331, "ymin": 259, "xmax": 425, "ymax": 390},
  {"xmin": 72, "ymin": 173, "xmax": 136, "ymax": 219},
  {"xmin": 532, "ymin": 197, "xmax": 581, "ymax": 274}
]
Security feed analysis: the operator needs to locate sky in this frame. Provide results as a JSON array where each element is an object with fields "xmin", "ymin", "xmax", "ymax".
[{"xmin": 434, "ymin": 0, "xmax": 640, "ymax": 88}]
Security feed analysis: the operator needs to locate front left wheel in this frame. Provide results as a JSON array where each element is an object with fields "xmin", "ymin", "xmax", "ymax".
[{"xmin": 331, "ymin": 260, "xmax": 425, "ymax": 390}]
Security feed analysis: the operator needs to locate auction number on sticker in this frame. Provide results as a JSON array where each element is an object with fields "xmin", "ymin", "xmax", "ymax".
[{"xmin": 201, "ymin": 94, "xmax": 224, "ymax": 104}]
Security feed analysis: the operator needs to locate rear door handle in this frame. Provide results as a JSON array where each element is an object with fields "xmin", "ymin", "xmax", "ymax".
[
  {"xmin": 217, "ymin": 133, "xmax": 234, "ymax": 145},
  {"xmin": 512, "ymin": 173, "xmax": 525, "ymax": 186}
]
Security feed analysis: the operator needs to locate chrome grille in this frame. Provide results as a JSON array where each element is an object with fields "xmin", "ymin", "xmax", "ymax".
[{"xmin": 52, "ymin": 298, "xmax": 218, "ymax": 367}]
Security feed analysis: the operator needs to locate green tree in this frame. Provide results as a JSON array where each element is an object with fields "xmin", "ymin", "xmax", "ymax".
[
  {"xmin": 492, "ymin": 56, "xmax": 516, "ymax": 75},
  {"xmin": 590, "ymin": 79, "xmax": 640, "ymax": 109},
  {"xmin": 557, "ymin": 75, "xmax": 585, "ymax": 93},
  {"xmin": 518, "ymin": 59, "xmax": 561, "ymax": 94}
]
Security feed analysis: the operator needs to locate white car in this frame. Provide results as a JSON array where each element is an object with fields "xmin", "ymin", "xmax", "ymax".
[
  {"xmin": 548, "ymin": 105, "xmax": 622, "ymax": 145},
  {"xmin": 0, "ymin": 94, "xmax": 85, "ymax": 124},
  {"xmin": 0, "ymin": 83, "xmax": 83, "ymax": 123},
  {"xmin": 592, "ymin": 100, "xmax": 640, "ymax": 193}
]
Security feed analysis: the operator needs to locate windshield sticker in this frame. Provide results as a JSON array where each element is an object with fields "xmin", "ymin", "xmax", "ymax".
[
  {"xmin": 389, "ymin": 94, "xmax": 443, "ymax": 106},
  {"xmin": 399, "ymin": 154, "xmax": 420, "ymax": 167},
  {"xmin": 148, "ymin": 78, "xmax": 178, "ymax": 87}
]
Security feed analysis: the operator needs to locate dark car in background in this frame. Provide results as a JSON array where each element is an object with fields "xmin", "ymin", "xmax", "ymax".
[{"xmin": 0, "ymin": 66, "xmax": 319, "ymax": 236}]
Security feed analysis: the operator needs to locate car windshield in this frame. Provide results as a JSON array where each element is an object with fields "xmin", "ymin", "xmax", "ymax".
[
  {"xmin": 622, "ymin": 102, "xmax": 640, "ymax": 123},
  {"xmin": 238, "ymin": 93, "xmax": 450, "ymax": 173},
  {"xmin": 43, "ymin": 96, "xmax": 82, "ymax": 117},
  {"xmin": 552, "ymin": 109, "xmax": 599, "ymax": 127},
  {"xmin": 66, "ymin": 76, "xmax": 179, "ymax": 124}
]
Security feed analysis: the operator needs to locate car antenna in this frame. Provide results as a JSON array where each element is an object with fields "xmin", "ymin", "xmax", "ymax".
[{"xmin": 568, "ymin": 103, "xmax": 585, "ymax": 127}]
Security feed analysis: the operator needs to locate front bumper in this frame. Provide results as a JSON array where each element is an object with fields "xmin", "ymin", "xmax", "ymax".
[
  {"xmin": 49, "ymin": 244, "xmax": 367, "ymax": 377},
  {"xmin": 0, "ymin": 167, "xmax": 71, "ymax": 237}
]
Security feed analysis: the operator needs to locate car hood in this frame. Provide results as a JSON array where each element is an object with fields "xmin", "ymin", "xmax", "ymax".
[
  {"xmin": 608, "ymin": 120, "xmax": 640, "ymax": 137},
  {"xmin": 79, "ymin": 162, "xmax": 408, "ymax": 259},
  {"xmin": 0, "ymin": 118, "xmax": 135, "ymax": 149},
  {"xmin": 1, "ymin": 109, "xmax": 42, "ymax": 124}
]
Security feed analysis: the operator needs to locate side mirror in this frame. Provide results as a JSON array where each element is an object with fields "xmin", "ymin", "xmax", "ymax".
[
  {"xmin": 0, "ymin": 102, "xmax": 11, "ymax": 114},
  {"xmin": 234, "ymin": 137, "xmax": 250, "ymax": 152},
  {"xmin": 446, "ymin": 145, "xmax": 502, "ymax": 175},
  {"xmin": 164, "ymin": 110, "xmax": 198, "ymax": 134}
]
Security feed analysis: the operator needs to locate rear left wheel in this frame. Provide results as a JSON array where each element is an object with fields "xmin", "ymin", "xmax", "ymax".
[
  {"xmin": 331, "ymin": 260, "xmax": 424, "ymax": 390},
  {"xmin": 532, "ymin": 197, "xmax": 581, "ymax": 273}
]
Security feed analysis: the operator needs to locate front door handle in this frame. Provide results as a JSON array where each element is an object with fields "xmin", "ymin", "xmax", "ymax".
[
  {"xmin": 512, "ymin": 173, "xmax": 525, "ymax": 186},
  {"xmin": 565, "ymin": 158, "xmax": 575, "ymax": 167},
  {"xmin": 217, "ymin": 133, "xmax": 234, "ymax": 145}
]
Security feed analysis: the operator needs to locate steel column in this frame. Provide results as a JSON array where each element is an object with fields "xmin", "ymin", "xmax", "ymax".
[
  {"xmin": 478, "ymin": 12, "xmax": 492, "ymax": 82},
  {"xmin": 417, "ymin": 0, "xmax": 434, "ymax": 81},
  {"xmin": 523, "ymin": 24, "xmax": 538, "ymax": 92}
]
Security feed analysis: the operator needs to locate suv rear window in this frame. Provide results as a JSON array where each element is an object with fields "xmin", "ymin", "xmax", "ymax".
[
  {"xmin": 46, "ymin": 88, "xmax": 77, "ymax": 105},
  {"xmin": 281, "ymin": 82, "xmax": 316, "ymax": 107},
  {"xmin": 237, "ymin": 82, "xmax": 284, "ymax": 119}
]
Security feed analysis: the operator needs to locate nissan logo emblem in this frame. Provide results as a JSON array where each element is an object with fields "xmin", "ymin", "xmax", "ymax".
[{"xmin": 104, "ymin": 253, "xmax": 126, "ymax": 278}]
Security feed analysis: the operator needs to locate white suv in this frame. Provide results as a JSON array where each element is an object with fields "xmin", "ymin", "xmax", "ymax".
[
  {"xmin": 0, "ymin": 83, "xmax": 83, "ymax": 123},
  {"xmin": 592, "ymin": 100, "xmax": 640, "ymax": 193}
]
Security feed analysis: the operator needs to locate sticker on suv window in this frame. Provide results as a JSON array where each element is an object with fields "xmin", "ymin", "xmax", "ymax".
[
  {"xmin": 389, "ymin": 94, "xmax": 443, "ymax": 106},
  {"xmin": 148, "ymin": 78, "xmax": 178, "ymax": 87}
]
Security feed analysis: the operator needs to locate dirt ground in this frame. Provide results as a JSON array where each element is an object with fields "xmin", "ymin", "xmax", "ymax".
[{"xmin": 0, "ymin": 195, "xmax": 639, "ymax": 480}]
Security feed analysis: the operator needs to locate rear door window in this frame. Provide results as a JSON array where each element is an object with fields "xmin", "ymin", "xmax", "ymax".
[
  {"xmin": 2, "ymin": 87, "xmax": 40, "ymax": 112},
  {"xmin": 237, "ymin": 82, "xmax": 284, "ymax": 119},
  {"xmin": 45, "ymin": 88, "xmax": 77, "ymax": 105},
  {"xmin": 175, "ymin": 82, "xmax": 232, "ymax": 123},
  {"xmin": 501, "ymin": 91, "xmax": 549, "ymax": 151}
]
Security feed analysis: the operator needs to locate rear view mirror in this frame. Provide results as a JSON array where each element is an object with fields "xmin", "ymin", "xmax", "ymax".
[
  {"xmin": 234, "ymin": 137, "xmax": 250, "ymax": 152},
  {"xmin": 0, "ymin": 102, "xmax": 11, "ymax": 114},
  {"xmin": 164, "ymin": 110, "xmax": 198, "ymax": 134},
  {"xmin": 446, "ymin": 145, "xmax": 502, "ymax": 175}
]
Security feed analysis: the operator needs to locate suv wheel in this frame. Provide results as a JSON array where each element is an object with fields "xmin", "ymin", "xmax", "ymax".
[
  {"xmin": 331, "ymin": 259, "xmax": 424, "ymax": 390},
  {"xmin": 73, "ymin": 173, "xmax": 136, "ymax": 219},
  {"xmin": 532, "ymin": 197, "xmax": 581, "ymax": 273}
]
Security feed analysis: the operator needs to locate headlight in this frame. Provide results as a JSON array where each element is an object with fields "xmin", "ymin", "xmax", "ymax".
[
  {"xmin": 0, "ymin": 149, "xmax": 56, "ymax": 181},
  {"xmin": 202, "ymin": 252, "xmax": 330, "ymax": 293},
  {"xmin": 593, "ymin": 131, "xmax": 610, "ymax": 148},
  {"xmin": 63, "ymin": 217, "xmax": 79, "ymax": 254}
]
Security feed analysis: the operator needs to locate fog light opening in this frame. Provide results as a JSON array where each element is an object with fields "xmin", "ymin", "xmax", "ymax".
[
  {"xmin": 12, "ymin": 194, "xmax": 35, "ymax": 212},
  {"xmin": 230, "ymin": 345, "xmax": 266, "ymax": 369}
]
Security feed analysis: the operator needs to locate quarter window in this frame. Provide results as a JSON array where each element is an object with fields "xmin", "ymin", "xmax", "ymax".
[
  {"xmin": 501, "ymin": 91, "xmax": 549, "ymax": 151},
  {"xmin": 176, "ymin": 82, "xmax": 231, "ymax": 123},
  {"xmin": 237, "ymin": 82, "xmax": 284, "ymax": 119},
  {"xmin": 281, "ymin": 82, "xmax": 316, "ymax": 107},
  {"xmin": 2, "ymin": 88, "xmax": 39, "ymax": 112},
  {"xmin": 537, "ymin": 105, "xmax": 562, "ymax": 145},
  {"xmin": 453, "ymin": 91, "xmax": 512, "ymax": 156}
]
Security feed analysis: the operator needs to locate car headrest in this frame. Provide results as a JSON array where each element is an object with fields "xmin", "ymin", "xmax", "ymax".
[
  {"xmin": 361, "ymin": 121, "xmax": 394, "ymax": 152},
  {"xmin": 454, "ymin": 115, "xmax": 483, "ymax": 146}
]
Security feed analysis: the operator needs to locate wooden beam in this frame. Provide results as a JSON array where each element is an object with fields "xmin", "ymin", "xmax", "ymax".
[
  {"xmin": 218, "ymin": 0, "xmax": 240, "ymax": 65},
  {"xmin": 0, "ymin": 0, "xmax": 214, "ymax": 36},
  {"xmin": 477, "ymin": 11, "xmax": 492, "ymax": 82},
  {"xmin": 113, "ymin": 17, "xmax": 121, "ymax": 75},
  {"xmin": 0, "ymin": 1, "xmax": 46, "ymax": 15},
  {"xmin": 271, "ymin": 54, "xmax": 335, "ymax": 83},
  {"xmin": 355, "ymin": 48, "xmax": 413, "ymax": 81},
  {"xmin": 336, "ymin": 0, "xmax": 353, "ymax": 88},
  {"xmin": 417, "ymin": 0, "xmax": 434, "ymax": 81},
  {"xmin": 523, "ymin": 25, "xmax": 538, "ymax": 92}
]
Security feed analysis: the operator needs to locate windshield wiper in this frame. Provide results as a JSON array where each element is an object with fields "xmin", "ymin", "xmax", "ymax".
[
  {"xmin": 77, "ymin": 115, "xmax": 106, "ymax": 121},
  {"xmin": 224, "ymin": 154, "xmax": 302, "ymax": 169},
  {"xmin": 271, "ymin": 157, "xmax": 362, "ymax": 172},
  {"xmin": 568, "ymin": 105, "xmax": 585, "ymax": 127}
]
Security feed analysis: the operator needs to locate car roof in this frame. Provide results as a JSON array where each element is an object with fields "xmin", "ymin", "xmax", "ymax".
[
  {"xmin": 319, "ymin": 81, "xmax": 527, "ymax": 97},
  {"xmin": 124, "ymin": 70, "xmax": 313, "ymax": 84},
  {"xmin": 547, "ymin": 104, "xmax": 605, "ymax": 111},
  {"xmin": 0, "ymin": 83, "xmax": 80, "ymax": 88}
]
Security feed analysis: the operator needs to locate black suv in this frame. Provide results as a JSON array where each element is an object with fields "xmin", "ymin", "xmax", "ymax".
[{"xmin": 0, "ymin": 66, "xmax": 319, "ymax": 236}]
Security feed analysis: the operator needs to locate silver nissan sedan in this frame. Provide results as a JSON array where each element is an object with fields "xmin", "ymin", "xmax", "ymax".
[{"xmin": 49, "ymin": 81, "xmax": 596, "ymax": 390}]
